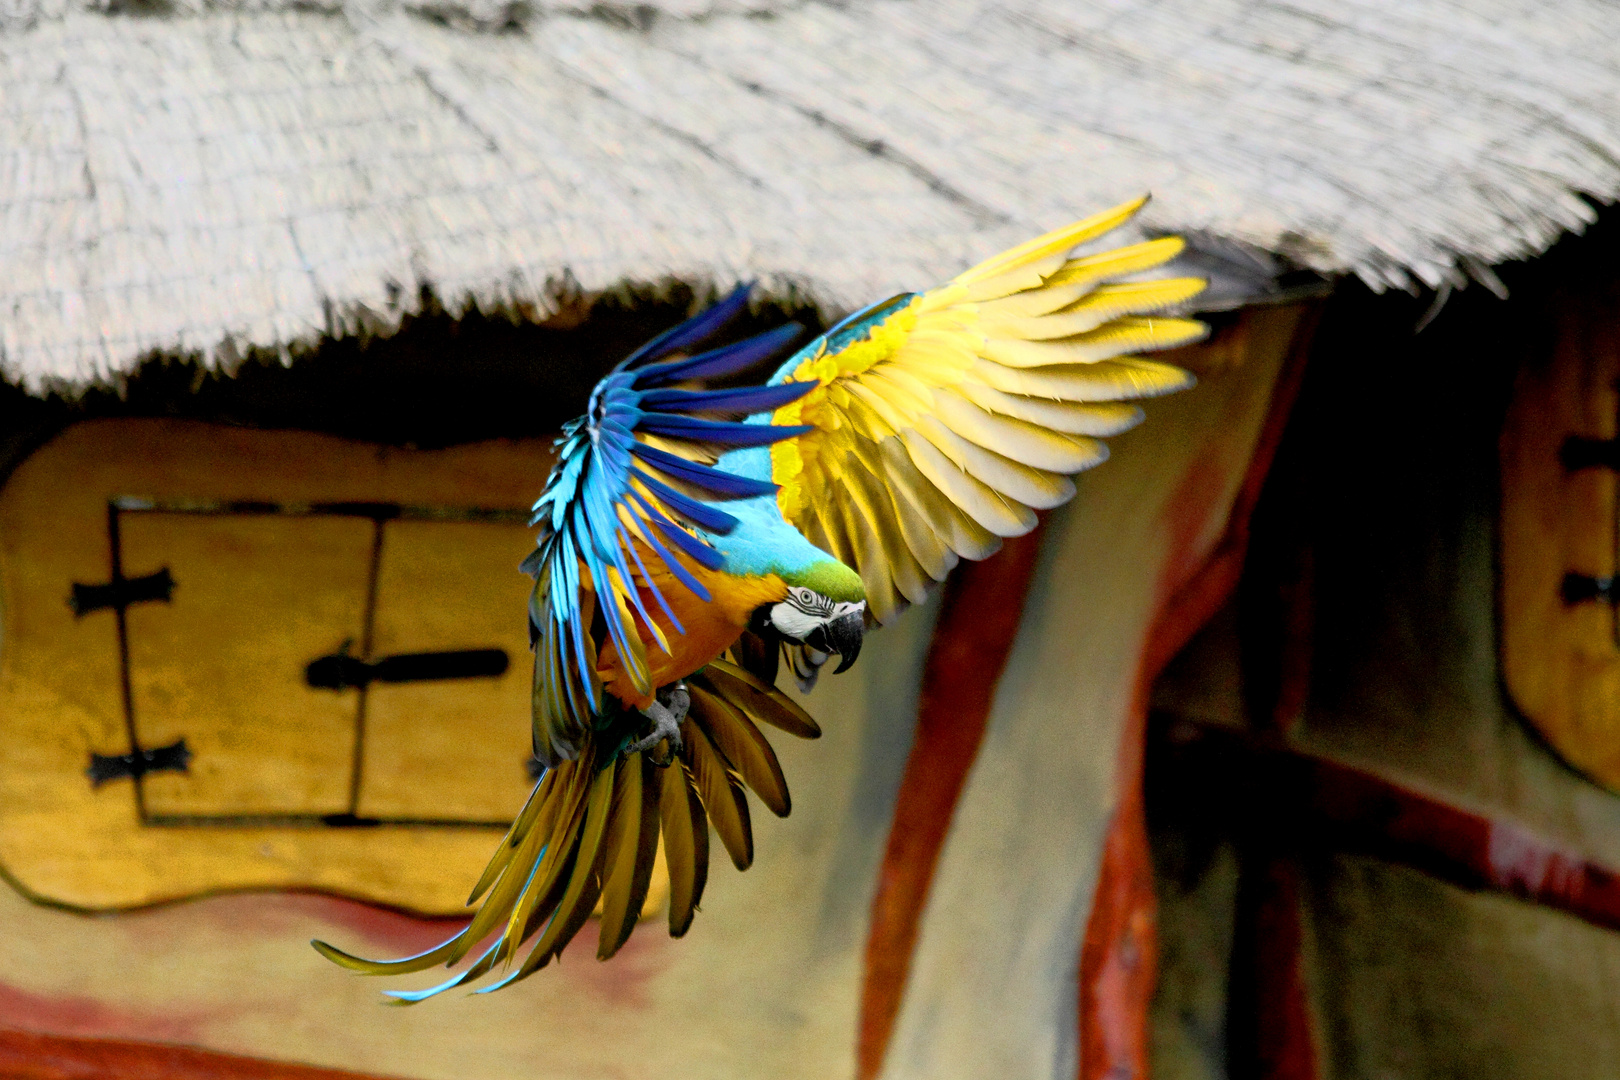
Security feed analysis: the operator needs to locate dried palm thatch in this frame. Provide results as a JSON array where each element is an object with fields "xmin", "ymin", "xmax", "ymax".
[{"xmin": 1, "ymin": 0, "xmax": 1617, "ymax": 389}]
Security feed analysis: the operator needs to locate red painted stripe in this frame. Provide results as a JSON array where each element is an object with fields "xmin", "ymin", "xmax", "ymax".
[
  {"xmin": 1306, "ymin": 754, "xmax": 1620, "ymax": 933},
  {"xmin": 1248, "ymin": 857, "xmax": 1321, "ymax": 1080},
  {"xmin": 0, "ymin": 1028, "xmax": 400, "ymax": 1080},
  {"xmin": 856, "ymin": 528, "xmax": 1047, "ymax": 1080},
  {"xmin": 1167, "ymin": 720, "xmax": 1620, "ymax": 947}
]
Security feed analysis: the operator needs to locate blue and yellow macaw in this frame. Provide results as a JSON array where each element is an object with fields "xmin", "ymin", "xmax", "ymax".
[{"xmin": 314, "ymin": 197, "xmax": 1205, "ymax": 997}]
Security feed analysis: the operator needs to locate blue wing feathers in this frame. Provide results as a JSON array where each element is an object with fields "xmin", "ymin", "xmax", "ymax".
[
  {"xmin": 631, "ymin": 469, "xmax": 741, "ymax": 533},
  {"xmin": 635, "ymin": 322, "xmax": 804, "ymax": 386},
  {"xmin": 621, "ymin": 528, "xmax": 684, "ymax": 636},
  {"xmin": 637, "ymin": 414, "xmax": 813, "ymax": 445},
  {"xmin": 629, "ymin": 443, "xmax": 780, "ymax": 498},
  {"xmin": 636, "ymin": 382, "xmax": 813, "ymax": 415},
  {"xmin": 615, "ymin": 285, "xmax": 753, "ymax": 372},
  {"xmin": 628, "ymin": 489, "xmax": 722, "ymax": 585},
  {"xmin": 527, "ymin": 289, "xmax": 807, "ymax": 765}
]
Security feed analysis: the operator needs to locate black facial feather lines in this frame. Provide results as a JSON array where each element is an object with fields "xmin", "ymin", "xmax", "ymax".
[{"xmin": 785, "ymin": 587, "xmax": 836, "ymax": 616}]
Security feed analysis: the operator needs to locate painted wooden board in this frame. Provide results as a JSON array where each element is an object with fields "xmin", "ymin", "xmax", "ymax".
[
  {"xmin": 0, "ymin": 597, "xmax": 942, "ymax": 1080},
  {"xmin": 1500, "ymin": 280, "xmax": 1620, "ymax": 792},
  {"xmin": 0, "ymin": 420, "xmax": 549, "ymax": 911}
]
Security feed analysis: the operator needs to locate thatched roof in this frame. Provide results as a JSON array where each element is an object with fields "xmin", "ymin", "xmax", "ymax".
[{"xmin": 3, "ymin": 0, "xmax": 1618, "ymax": 389}]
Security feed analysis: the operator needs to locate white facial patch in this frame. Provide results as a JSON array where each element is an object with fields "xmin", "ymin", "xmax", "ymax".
[{"xmin": 768, "ymin": 601, "xmax": 824, "ymax": 641}]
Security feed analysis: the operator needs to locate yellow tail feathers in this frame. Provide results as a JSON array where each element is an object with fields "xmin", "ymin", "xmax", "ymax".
[{"xmin": 312, "ymin": 656, "xmax": 816, "ymax": 999}]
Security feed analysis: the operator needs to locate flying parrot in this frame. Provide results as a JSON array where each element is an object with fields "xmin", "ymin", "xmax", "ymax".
[{"xmin": 313, "ymin": 196, "xmax": 1206, "ymax": 998}]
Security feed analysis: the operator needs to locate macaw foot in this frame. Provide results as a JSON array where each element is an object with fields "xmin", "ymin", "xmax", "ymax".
[{"xmin": 629, "ymin": 683, "xmax": 689, "ymax": 766}]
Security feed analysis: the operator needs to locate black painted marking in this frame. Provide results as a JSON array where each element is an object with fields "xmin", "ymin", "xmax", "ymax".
[
  {"xmin": 1558, "ymin": 432, "xmax": 1620, "ymax": 617},
  {"xmin": 87, "ymin": 738, "xmax": 192, "ymax": 787},
  {"xmin": 1561, "ymin": 435, "xmax": 1620, "ymax": 473},
  {"xmin": 69, "ymin": 567, "xmax": 174, "ymax": 617},
  {"xmin": 141, "ymin": 813, "xmax": 510, "ymax": 829},
  {"xmin": 92, "ymin": 496, "xmax": 531, "ymax": 828},
  {"xmin": 1563, "ymin": 573, "xmax": 1617, "ymax": 606},
  {"xmin": 306, "ymin": 647, "xmax": 510, "ymax": 690}
]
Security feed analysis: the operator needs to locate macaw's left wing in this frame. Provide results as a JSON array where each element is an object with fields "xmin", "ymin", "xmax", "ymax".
[
  {"xmin": 767, "ymin": 196, "xmax": 1208, "ymax": 624},
  {"xmin": 522, "ymin": 288, "xmax": 814, "ymax": 766},
  {"xmin": 312, "ymin": 294, "xmax": 826, "ymax": 994}
]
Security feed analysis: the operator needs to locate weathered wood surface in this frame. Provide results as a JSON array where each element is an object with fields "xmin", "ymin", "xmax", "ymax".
[
  {"xmin": 1500, "ymin": 278, "xmax": 1620, "ymax": 793},
  {"xmin": 0, "ymin": 420, "xmax": 547, "ymax": 910},
  {"xmin": 1145, "ymin": 261, "xmax": 1620, "ymax": 1080},
  {"xmin": 1261, "ymin": 278, "xmax": 1620, "ymax": 876}
]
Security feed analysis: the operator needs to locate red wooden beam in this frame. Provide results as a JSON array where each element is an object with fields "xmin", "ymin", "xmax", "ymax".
[
  {"xmin": 856, "ymin": 528, "xmax": 1048, "ymax": 1080},
  {"xmin": 1077, "ymin": 310, "xmax": 1321, "ymax": 1080},
  {"xmin": 1306, "ymin": 752, "xmax": 1620, "ymax": 933}
]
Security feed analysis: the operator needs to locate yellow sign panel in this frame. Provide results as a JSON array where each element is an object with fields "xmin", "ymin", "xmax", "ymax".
[
  {"xmin": 0, "ymin": 419, "xmax": 553, "ymax": 912},
  {"xmin": 1500, "ymin": 297, "xmax": 1620, "ymax": 792},
  {"xmin": 126, "ymin": 512, "xmax": 378, "ymax": 819}
]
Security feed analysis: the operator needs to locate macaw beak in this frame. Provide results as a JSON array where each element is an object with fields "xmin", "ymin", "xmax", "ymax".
[{"xmin": 825, "ymin": 610, "xmax": 864, "ymax": 674}]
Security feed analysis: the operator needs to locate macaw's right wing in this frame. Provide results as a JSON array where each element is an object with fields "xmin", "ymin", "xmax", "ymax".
[{"xmin": 767, "ymin": 196, "xmax": 1208, "ymax": 624}]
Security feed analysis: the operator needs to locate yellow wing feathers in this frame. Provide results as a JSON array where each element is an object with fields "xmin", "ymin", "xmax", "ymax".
[{"xmin": 771, "ymin": 196, "xmax": 1206, "ymax": 623}]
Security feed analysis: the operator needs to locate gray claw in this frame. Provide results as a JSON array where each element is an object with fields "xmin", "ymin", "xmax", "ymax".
[{"xmin": 629, "ymin": 685, "xmax": 688, "ymax": 764}]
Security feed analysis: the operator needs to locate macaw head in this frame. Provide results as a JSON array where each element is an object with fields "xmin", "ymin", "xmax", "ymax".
[
  {"xmin": 752, "ymin": 556, "xmax": 866, "ymax": 680},
  {"xmin": 759, "ymin": 586, "xmax": 866, "ymax": 673}
]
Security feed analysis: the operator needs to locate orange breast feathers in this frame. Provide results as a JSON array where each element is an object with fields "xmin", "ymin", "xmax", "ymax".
[{"xmin": 594, "ymin": 548, "xmax": 788, "ymax": 711}]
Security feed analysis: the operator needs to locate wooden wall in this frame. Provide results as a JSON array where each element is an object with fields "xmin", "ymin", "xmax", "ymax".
[
  {"xmin": 0, "ymin": 306, "xmax": 1308, "ymax": 1078},
  {"xmin": 1147, "ymin": 213, "xmax": 1620, "ymax": 1080}
]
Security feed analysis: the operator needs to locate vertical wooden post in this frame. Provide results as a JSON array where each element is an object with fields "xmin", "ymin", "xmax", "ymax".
[{"xmin": 857, "ymin": 528, "xmax": 1048, "ymax": 1080}]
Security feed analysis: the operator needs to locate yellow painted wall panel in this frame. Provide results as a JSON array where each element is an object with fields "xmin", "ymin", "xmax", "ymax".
[
  {"xmin": 360, "ymin": 518, "xmax": 537, "ymax": 823},
  {"xmin": 0, "ymin": 419, "xmax": 555, "ymax": 913},
  {"xmin": 124, "ymin": 513, "xmax": 374, "ymax": 817}
]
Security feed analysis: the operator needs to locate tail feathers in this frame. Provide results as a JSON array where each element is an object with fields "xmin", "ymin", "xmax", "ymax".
[
  {"xmin": 312, "ymin": 665, "xmax": 820, "ymax": 997},
  {"xmin": 660, "ymin": 752, "xmax": 709, "ymax": 938},
  {"xmin": 698, "ymin": 657, "xmax": 822, "ymax": 739}
]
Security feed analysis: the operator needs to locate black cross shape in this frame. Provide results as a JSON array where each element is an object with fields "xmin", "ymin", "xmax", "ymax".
[{"xmin": 73, "ymin": 503, "xmax": 184, "ymax": 798}]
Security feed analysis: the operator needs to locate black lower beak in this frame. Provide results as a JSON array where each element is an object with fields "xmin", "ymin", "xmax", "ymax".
[{"xmin": 827, "ymin": 611, "xmax": 864, "ymax": 674}]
